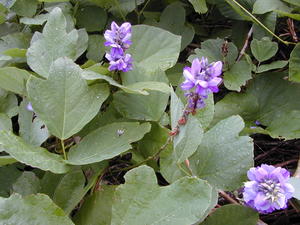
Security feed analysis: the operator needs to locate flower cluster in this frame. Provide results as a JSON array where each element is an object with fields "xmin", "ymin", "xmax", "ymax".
[
  {"xmin": 181, "ymin": 57, "xmax": 222, "ymax": 111},
  {"xmin": 243, "ymin": 164, "xmax": 294, "ymax": 214},
  {"xmin": 104, "ymin": 21, "xmax": 133, "ymax": 72}
]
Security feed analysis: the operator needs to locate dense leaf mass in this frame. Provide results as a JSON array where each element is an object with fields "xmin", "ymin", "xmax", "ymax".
[{"xmin": 0, "ymin": 0, "xmax": 299, "ymax": 225}]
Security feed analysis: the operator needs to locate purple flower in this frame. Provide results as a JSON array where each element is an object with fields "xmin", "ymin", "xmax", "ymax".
[
  {"xmin": 181, "ymin": 57, "xmax": 222, "ymax": 110},
  {"xmin": 104, "ymin": 22, "xmax": 133, "ymax": 72},
  {"xmin": 104, "ymin": 21, "xmax": 132, "ymax": 49},
  {"xmin": 26, "ymin": 102, "xmax": 34, "ymax": 112},
  {"xmin": 243, "ymin": 164, "xmax": 294, "ymax": 214},
  {"xmin": 105, "ymin": 47, "xmax": 133, "ymax": 72}
]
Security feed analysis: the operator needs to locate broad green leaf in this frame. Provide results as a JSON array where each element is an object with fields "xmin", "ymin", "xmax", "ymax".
[
  {"xmin": 253, "ymin": 12, "xmax": 277, "ymax": 39},
  {"xmin": 250, "ymin": 38, "xmax": 278, "ymax": 62},
  {"xmin": 188, "ymin": 38, "xmax": 238, "ymax": 67},
  {"xmin": 82, "ymin": 70, "xmax": 161, "ymax": 95},
  {"xmin": 253, "ymin": 0, "xmax": 289, "ymax": 14},
  {"xmin": 75, "ymin": 5, "xmax": 107, "ymax": 32},
  {"xmin": 214, "ymin": 72, "xmax": 300, "ymax": 139},
  {"xmin": 289, "ymin": 43, "xmax": 300, "ymax": 82},
  {"xmin": 161, "ymin": 116, "xmax": 254, "ymax": 190},
  {"xmin": 257, "ymin": 60, "xmax": 288, "ymax": 73},
  {"xmin": 18, "ymin": 100, "xmax": 49, "ymax": 146},
  {"xmin": 20, "ymin": 14, "xmax": 49, "ymax": 25},
  {"xmin": 189, "ymin": 0, "xmax": 208, "ymax": 14},
  {"xmin": 27, "ymin": 58, "xmax": 109, "ymax": 140},
  {"xmin": 223, "ymin": 60, "xmax": 252, "ymax": 91},
  {"xmin": 12, "ymin": 171, "xmax": 40, "ymax": 196},
  {"xmin": 109, "ymin": 0, "xmax": 145, "ymax": 16},
  {"xmin": 67, "ymin": 122, "xmax": 151, "ymax": 165},
  {"xmin": 0, "ymin": 92, "xmax": 18, "ymax": 118},
  {"xmin": 158, "ymin": 2, "xmax": 194, "ymax": 50},
  {"xmin": 290, "ymin": 177, "xmax": 300, "ymax": 200},
  {"xmin": 0, "ymin": 193, "xmax": 74, "ymax": 225},
  {"xmin": 86, "ymin": 35, "xmax": 105, "ymax": 62},
  {"xmin": 283, "ymin": 0, "xmax": 300, "ymax": 7},
  {"xmin": 201, "ymin": 204, "xmax": 259, "ymax": 225},
  {"xmin": 194, "ymin": 94, "xmax": 214, "ymax": 130},
  {"xmin": 0, "ymin": 156, "xmax": 17, "ymax": 166},
  {"xmin": 113, "ymin": 68, "xmax": 170, "ymax": 121},
  {"xmin": 190, "ymin": 116, "xmax": 253, "ymax": 190},
  {"xmin": 27, "ymin": 7, "xmax": 87, "ymax": 78},
  {"xmin": 111, "ymin": 165, "xmax": 214, "ymax": 225},
  {"xmin": 170, "ymin": 90, "xmax": 203, "ymax": 163},
  {"xmin": 39, "ymin": 0, "xmax": 69, "ymax": 2},
  {"xmin": 275, "ymin": 9, "xmax": 300, "ymax": 20},
  {"xmin": 0, "ymin": 130, "xmax": 70, "ymax": 173},
  {"xmin": 53, "ymin": 169, "xmax": 85, "ymax": 214},
  {"xmin": 74, "ymin": 185, "xmax": 116, "ymax": 225},
  {"xmin": 10, "ymin": 0, "xmax": 38, "ymax": 17},
  {"xmin": 127, "ymin": 25, "xmax": 181, "ymax": 72},
  {"xmin": 0, "ymin": 113, "xmax": 11, "ymax": 131},
  {"xmin": 0, "ymin": 67, "xmax": 30, "ymax": 95},
  {"xmin": 3, "ymin": 48, "xmax": 26, "ymax": 58},
  {"xmin": 216, "ymin": 0, "xmax": 255, "ymax": 21},
  {"xmin": 166, "ymin": 63, "xmax": 184, "ymax": 86},
  {"xmin": 40, "ymin": 172, "xmax": 64, "ymax": 198},
  {"xmin": 0, "ymin": 164, "xmax": 21, "ymax": 197}
]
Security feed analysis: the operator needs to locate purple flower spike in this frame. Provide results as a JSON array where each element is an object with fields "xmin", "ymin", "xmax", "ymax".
[
  {"xmin": 106, "ymin": 47, "xmax": 133, "ymax": 72},
  {"xmin": 104, "ymin": 21, "xmax": 133, "ymax": 72},
  {"xmin": 243, "ymin": 164, "xmax": 294, "ymax": 214},
  {"xmin": 181, "ymin": 57, "xmax": 223, "ymax": 110},
  {"xmin": 104, "ymin": 21, "xmax": 132, "ymax": 49}
]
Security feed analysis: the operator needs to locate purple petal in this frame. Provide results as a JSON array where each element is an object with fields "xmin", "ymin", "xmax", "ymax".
[{"xmin": 191, "ymin": 58, "xmax": 201, "ymax": 75}]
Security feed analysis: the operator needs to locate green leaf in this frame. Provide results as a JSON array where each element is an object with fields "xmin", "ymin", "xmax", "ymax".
[
  {"xmin": 113, "ymin": 68, "xmax": 170, "ymax": 121},
  {"xmin": 0, "ymin": 164, "xmax": 22, "ymax": 197},
  {"xmin": 201, "ymin": 204, "xmax": 259, "ymax": 225},
  {"xmin": 0, "ymin": 193, "xmax": 74, "ymax": 225},
  {"xmin": 67, "ymin": 122, "xmax": 151, "ymax": 165},
  {"xmin": 0, "ymin": 113, "xmax": 11, "ymax": 131},
  {"xmin": 289, "ymin": 177, "xmax": 300, "ymax": 200},
  {"xmin": 190, "ymin": 116, "xmax": 253, "ymax": 190},
  {"xmin": 111, "ymin": 165, "xmax": 215, "ymax": 225},
  {"xmin": 12, "ymin": 171, "xmax": 40, "ymax": 196},
  {"xmin": 127, "ymin": 25, "xmax": 181, "ymax": 72},
  {"xmin": 223, "ymin": 60, "xmax": 252, "ymax": 91},
  {"xmin": 109, "ymin": 0, "xmax": 145, "ymax": 17},
  {"xmin": 0, "ymin": 130, "xmax": 70, "ymax": 173},
  {"xmin": 194, "ymin": 94, "xmax": 214, "ymax": 130},
  {"xmin": 170, "ymin": 90, "xmax": 203, "ymax": 163},
  {"xmin": 74, "ymin": 185, "xmax": 116, "ymax": 225},
  {"xmin": 256, "ymin": 60, "xmax": 288, "ymax": 73},
  {"xmin": 253, "ymin": 12, "xmax": 277, "ymax": 39},
  {"xmin": 0, "ymin": 92, "xmax": 18, "ymax": 118},
  {"xmin": 0, "ymin": 67, "xmax": 30, "ymax": 95},
  {"xmin": 283, "ymin": 0, "xmax": 300, "ymax": 7},
  {"xmin": 20, "ymin": 14, "xmax": 49, "ymax": 25},
  {"xmin": 18, "ymin": 100, "xmax": 49, "ymax": 146},
  {"xmin": 53, "ymin": 169, "xmax": 85, "ymax": 214},
  {"xmin": 166, "ymin": 63, "xmax": 184, "ymax": 86},
  {"xmin": 289, "ymin": 43, "xmax": 300, "ymax": 82},
  {"xmin": 10, "ymin": 0, "xmax": 38, "ymax": 17},
  {"xmin": 189, "ymin": 0, "xmax": 208, "ymax": 14},
  {"xmin": 188, "ymin": 38, "xmax": 238, "ymax": 67},
  {"xmin": 27, "ymin": 57, "xmax": 109, "ymax": 140},
  {"xmin": 75, "ymin": 5, "xmax": 107, "ymax": 32},
  {"xmin": 86, "ymin": 35, "xmax": 105, "ymax": 62},
  {"xmin": 214, "ymin": 72, "xmax": 300, "ymax": 139},
  {"xmin": 253, "ymin": 0, "xmax": 289, "ymax": 14},
  {"xmin": 0, "ymin": 156, "xmax": 17, "ymax": 166},
  {"xmin": 250, "ymin": 38, "xmax": 278, "ymax": 62},
  {"xmin": 27, "ymin": 7, "xmax": 87, "ymax": 78}
]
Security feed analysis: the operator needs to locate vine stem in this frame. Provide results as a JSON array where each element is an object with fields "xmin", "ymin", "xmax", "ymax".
[
  {"xmin": 60, "ymin": 139, "xmax": 67, "ymax": 160},
  {"xmin": 237, "ymin": 26, "xmax": 253, "ymax": 61},
  {"xmin": 226, "ymin": 0, "xmax": 295, "ymax": 46}
]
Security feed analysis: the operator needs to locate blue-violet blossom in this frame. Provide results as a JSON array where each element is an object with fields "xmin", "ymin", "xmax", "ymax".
[
  {"xmin": 181, "ymin": 57, "xmax": 222, "ymax": 110},
  {"xmin": 243, "ymin": 164, "xmax": 294, "ymax": 214},
  {"xmin": 104, "ymin": 21, "xmax": 133, "ymax": 72}
]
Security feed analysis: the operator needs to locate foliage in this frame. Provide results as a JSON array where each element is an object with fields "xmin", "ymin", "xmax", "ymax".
[{"xmin": 0, "ymin": 0, "xmax": 299, "ymax": 224}]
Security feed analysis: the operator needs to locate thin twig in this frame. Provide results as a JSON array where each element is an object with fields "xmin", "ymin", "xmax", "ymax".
[
  {"xmin": 274, "ymin": 159, "xmax": 298, "ymax": 168},
  {"xmin": 237, "ymin": 26, "xmax": 253, "ymax": 61}
]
